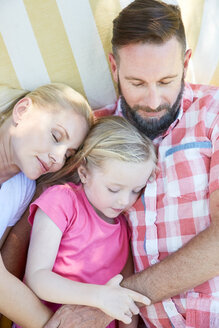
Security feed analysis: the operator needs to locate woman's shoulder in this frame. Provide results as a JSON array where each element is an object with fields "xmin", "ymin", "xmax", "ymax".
[
  {"xmin": 2, "ymin": 172, "xmax": 36, "ymax": 202},
  {"xmin": 5, "ymin": 172, "xmax": 35, "ymax": 189}
]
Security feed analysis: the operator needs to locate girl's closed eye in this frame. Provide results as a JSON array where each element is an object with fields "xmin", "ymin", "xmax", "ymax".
[
  {"xmin": 107, "ymin": 187, "xmax": 120, "ymax": 193},
  {"xmin": 132, "ymin": 187, "xmax": 145, "ymax": 195}
]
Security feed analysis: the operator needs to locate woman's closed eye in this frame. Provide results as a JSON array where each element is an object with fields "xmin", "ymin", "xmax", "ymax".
[{"xmin": 51, "ymin": 129, "xmax": 61, "ymax": 143}]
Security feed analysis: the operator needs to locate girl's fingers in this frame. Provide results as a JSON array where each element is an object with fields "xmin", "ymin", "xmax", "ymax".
[
  {"xmin": 125, "ymin": 310, "xmax": 133, "ymax": 317},
  {"xmin": 128, "ymin": 290, "xmax": 151, "ymax": 306},
  {"xmin": 129, "ymin": 301, "xmax": 139, "ymax": 315},
  {"xmin": 119, "ymin": 314, "xmax": 132, "ymax": 324},
  {"xmin": 106, "ymin": 274, "xmax": 123, "ymax": 286}
]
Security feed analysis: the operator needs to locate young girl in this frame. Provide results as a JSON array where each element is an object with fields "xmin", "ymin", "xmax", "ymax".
[{"xmin": 22, "ymin": 116, "xmax": 156, "ymax": 328}]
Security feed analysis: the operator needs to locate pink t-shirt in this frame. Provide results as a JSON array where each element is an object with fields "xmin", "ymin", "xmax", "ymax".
[{"xmin": 29, "ymin": 183, "xmax": 130, "ymax": 315}]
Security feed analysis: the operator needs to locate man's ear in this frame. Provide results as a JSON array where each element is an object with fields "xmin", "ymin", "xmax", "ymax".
[
  {"xmin": 77, "ymin": 165, "xmax": 89, "ymax": 184},
  {"xmin": 109, "ymin": 53, "xmax": 119, "ymax": 83},
  {"xmin": 12, "ymin": 97, "xmax": 32, "ymax": 124},
  {"xmin": 183, "ymin": 49, "xmax": 192, "ymax": 78}
]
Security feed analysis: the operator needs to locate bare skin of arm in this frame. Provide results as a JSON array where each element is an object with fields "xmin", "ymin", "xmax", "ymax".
[
  {"xmin": 45, "ymin": 190, "xmax": 219, "ymax": 327},
  {"xmin": 44, "ymin": 245, "xmax": 141, "ymax": 328},
  {"xmin": 0, "ymin": 254, "xmax": 52, "ymax": 328},
  {"xmin": 1, "ymin": 184, "xmax": 43, "ymax": 278},
  {"xmin": 121, "ymin": 189, "xmax": 219, "ymax": 303}
]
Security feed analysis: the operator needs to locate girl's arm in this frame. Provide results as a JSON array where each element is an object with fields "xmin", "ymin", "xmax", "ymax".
[
  {"xmin": 25, "ymin": 208, "xmax": 150, "ymax": 324},
  {"xmin": 0, "ymin": 254, "xmax": 52, "ymax": 328}
]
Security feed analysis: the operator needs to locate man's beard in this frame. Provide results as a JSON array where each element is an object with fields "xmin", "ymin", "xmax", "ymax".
[{"xmin": 119, "ymin": 79, "xmax": 185, "ymax": 139}]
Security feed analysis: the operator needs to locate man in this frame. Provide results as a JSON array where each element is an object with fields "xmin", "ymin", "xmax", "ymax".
[{"xmin": 3, "ymin": 0, "xmax": 219, "ymax": 327}]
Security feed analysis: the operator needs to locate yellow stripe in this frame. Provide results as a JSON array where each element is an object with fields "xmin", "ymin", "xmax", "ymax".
[
  {"xmin": 23, "ymin": 0, "xmax": 85, "ymax": 96},
  {"xmin": 178, "ymin": 0, "xmax": 205, "ymax": 54},
  {"xmin": 210, "ymin": 62, "xmax": 219, "ymax": 87},
  {"xmin": 89, "ymin": 0, "xmax": 121, "ymax": 58},
  {"xmin": 0, "ymin": 33, "xmax": 20, "ymax": 88},
  {"xmin": 89, "ymin": 0, "xmax": 121, "ymax": 89}
]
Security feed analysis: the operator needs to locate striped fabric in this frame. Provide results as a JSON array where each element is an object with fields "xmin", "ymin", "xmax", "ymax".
[{"xmin": 0, "ymin": 0, "xmax": 218, "ymax": 110}]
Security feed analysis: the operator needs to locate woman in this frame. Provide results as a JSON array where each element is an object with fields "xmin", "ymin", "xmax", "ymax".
[{"xmin": 0, "ymin": 83, "xmax": 93, "ymax": 327}]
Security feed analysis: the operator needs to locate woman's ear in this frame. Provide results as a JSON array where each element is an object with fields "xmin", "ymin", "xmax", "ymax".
[
  {"xmin": 12, "ymin": 97, "xmax": 32, "ymax": 125},
  {"xmin": 77, "ymin": 165, "xmax": 89, "ymax": 184}
]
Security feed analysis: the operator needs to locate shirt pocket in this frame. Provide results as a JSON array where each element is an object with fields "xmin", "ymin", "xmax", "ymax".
[
  {"xmin": 164, "ymin": 140, "xmax": 212, "ymax": 200},
  {"xmin": 186, "ymin": 292, "xmax": 219, "ymax": 328}
]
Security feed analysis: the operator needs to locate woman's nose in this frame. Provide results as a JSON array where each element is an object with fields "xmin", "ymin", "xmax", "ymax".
[{"xmin": 49, "ymin": 146, "xmax": 66, "ymax": 165}]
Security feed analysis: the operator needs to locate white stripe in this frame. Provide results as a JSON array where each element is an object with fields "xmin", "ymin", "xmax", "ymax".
[
  {"xmin": 192, "ymin": 0, "xmax": 219, "ymax": 84},
  {"xmin": 162, "ymin": 0, "xmax": 178, "ymax": 4},
  {"xmin": 56, "ymin": 0, "xmax": 116, "ymax": 108},
  {"xmin": 119, "ymin": 0, "xmax": 133, "ymax": 9},
  {"xmin": 0, "ymin": 0, "xmax": 50, "ymax": 90}
]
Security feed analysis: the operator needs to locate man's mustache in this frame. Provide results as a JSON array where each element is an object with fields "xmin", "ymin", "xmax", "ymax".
[{"xmin": 133, "ymin": 104, "xmax": 170, "ymax": 113}]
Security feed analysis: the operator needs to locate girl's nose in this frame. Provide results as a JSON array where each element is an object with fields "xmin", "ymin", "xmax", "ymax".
[{"xmin": 117, "ymin": 192, "xmax": 131, "ymax": 208}]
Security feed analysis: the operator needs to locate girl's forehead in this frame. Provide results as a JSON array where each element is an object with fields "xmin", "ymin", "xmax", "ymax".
[{"xmin": 99, "ymin": 158, "xmax": 154, "ymax": 181}]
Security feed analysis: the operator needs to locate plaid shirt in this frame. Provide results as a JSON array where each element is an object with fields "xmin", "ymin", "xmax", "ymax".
[{"xmin": 95, "ymin": 83, "xmax": 219, "ymax": 327}]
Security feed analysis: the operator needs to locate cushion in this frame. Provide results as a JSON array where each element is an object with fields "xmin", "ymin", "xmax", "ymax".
[{"xmin": 0, "ymin": 0, "xmax": 218, "ymax": 110}]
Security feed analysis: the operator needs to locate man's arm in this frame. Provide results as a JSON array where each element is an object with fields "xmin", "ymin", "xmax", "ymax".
[
  {"xmin": 44, "ymin": 305, "xmax": 112, "ymax": 328},
  {"xmin": 121, "ymin": 189, "xmax": 219, "ymax": 303},
  {"xmin": 1, "ymin": 184, "xmax": 43, "ymax": 278}
]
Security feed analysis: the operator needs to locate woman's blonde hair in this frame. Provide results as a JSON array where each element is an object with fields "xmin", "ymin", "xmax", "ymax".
[
  {"xmin": 46, "ymin": 116, "xmax": 156, "ymax": 185},
  {"xmin": 0, "ymin": 83, "xmax": 94, "ymax": 128}
]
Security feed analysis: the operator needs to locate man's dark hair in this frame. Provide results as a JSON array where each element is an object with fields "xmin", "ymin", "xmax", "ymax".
[{"xmin": 112, "ymin": 0, "xmax": 186, "ymax": 60}]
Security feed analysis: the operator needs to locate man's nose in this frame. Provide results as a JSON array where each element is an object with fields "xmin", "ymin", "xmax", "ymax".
[{"xmin": 144, "ymin": 85, "xmax": 161, "ymax": 110}]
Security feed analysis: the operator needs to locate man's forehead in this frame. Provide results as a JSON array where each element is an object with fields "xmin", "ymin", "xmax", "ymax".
[
  {"xmin": 117, "ymin": 38, "xmax": 184, "ymax": 79},
  {"xmin": 117, "ymin": 38, "xmax": 183, "ymax": 63}
]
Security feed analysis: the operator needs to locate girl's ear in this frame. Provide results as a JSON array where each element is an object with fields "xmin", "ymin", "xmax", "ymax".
[
  {"xmin": 12, "ymin": 97, "xmax": 32, "ymax": 124},
  {"xmin": 77, "ymin": 165, "xmax": 89, "ymax": 184}
]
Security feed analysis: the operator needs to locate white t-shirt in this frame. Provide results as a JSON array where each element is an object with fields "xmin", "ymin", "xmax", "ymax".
[{"xmin": 0, "ymin": 172, "xmax": 36, "ymax": 239}]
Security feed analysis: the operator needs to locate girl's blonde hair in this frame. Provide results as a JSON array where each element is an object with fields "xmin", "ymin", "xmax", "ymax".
[
  {"xmin": 0, "ymin": 83, "xmax": 94, "ymax": 128},
  {"xmin": 46, "ymin": 116, "xmax": 156, "ymax": 185}
]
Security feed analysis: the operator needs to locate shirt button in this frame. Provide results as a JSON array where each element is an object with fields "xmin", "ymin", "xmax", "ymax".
[{"xmin": 151, "ymin": 259, "xmax": 157, "ymax": 265}]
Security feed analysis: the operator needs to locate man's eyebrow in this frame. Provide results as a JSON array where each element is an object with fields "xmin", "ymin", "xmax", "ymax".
[
  {"xmin": 57, "ymin": 124, "xmax": 69, "ymax": 139},
  {"xmin": 125, "ymin": 74, "xmax": 178, "ymax": 81},
  {"xmin": 125, "ymin": 76, "xmax": 144, "ymax": 81}
]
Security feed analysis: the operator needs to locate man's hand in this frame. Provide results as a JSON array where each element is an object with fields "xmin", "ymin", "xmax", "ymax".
[{"xmin": 44, "ymin": 304, "xmax": 113, "ymax": 328}]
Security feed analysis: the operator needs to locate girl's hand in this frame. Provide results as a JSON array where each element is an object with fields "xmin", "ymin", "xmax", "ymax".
[{"xmin": 97, "ymin": 274, "xmax": 151, "ymax": 324}]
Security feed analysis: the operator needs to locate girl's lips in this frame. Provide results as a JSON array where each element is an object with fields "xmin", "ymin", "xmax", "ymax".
[{"xmin": 112, "ymin": 208, "xmax": 124, "ymax": 213}]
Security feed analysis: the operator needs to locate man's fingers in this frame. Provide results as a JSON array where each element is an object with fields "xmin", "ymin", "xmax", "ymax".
[{"xmin": 44, "ymin": 319, "xmax": 60, "ymax": 328}]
